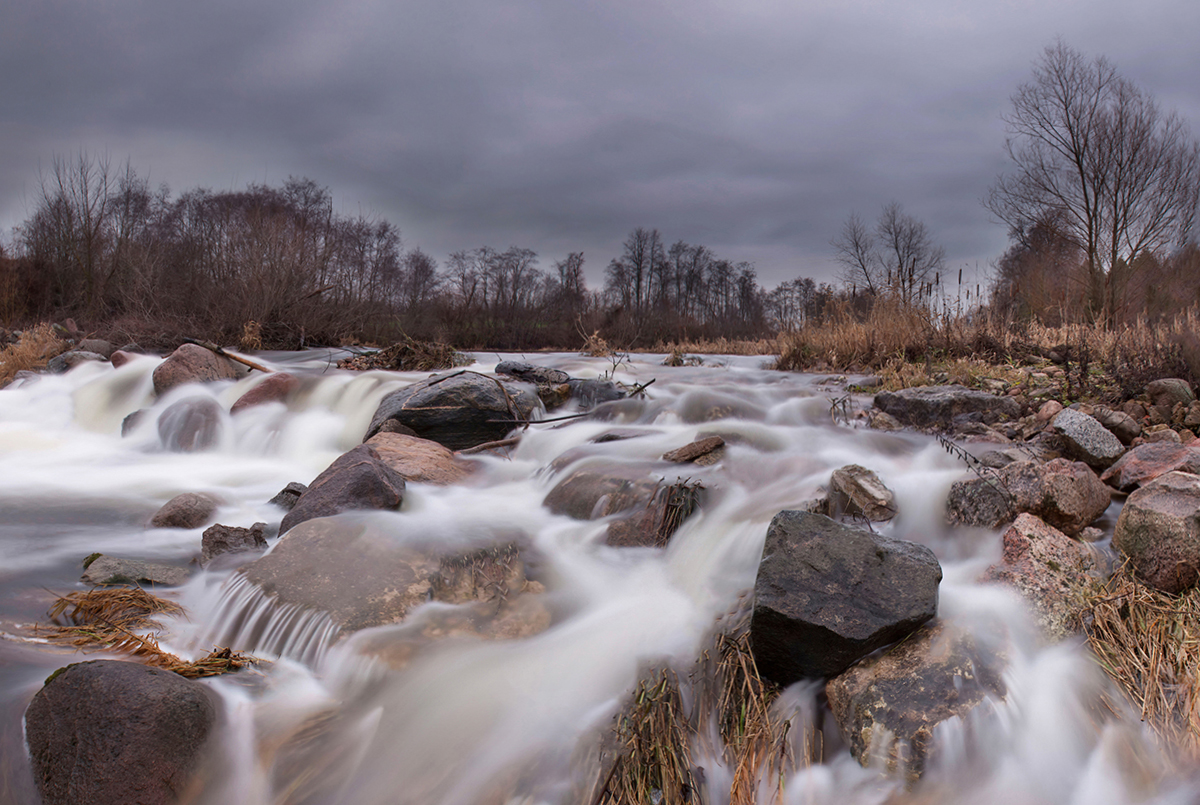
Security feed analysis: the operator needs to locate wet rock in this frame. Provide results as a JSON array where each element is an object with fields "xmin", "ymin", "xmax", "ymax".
[
  {"xmin": 201, "ymin": 522, "xmax": 267, "ymax": 564},
  {"xmin": 591, "ymin": 428, "xmax": 656, "ymax": 444},
  {"xmin": 363, "ymin": 371, "xmax": 541, "ymax": 450},
  {"xmin": 46, "ymin": 349, "xmax": 107, "ymax": 373},
  {"xmin": 873, "ymin": 385, "xmax": 1020, "ymax": 430},
  {"xmin": 868, "ymin": 410, "xmax": 902, "ymax": 431},
  {"xmin": 945, "ymin": 476, "xmax": 1015, "ymax": 529},
  {"xmin": 1092, "ymin": 405, "xmax": 1142, "ymax": 445},
  {"xmin": 242, "ymin": 518, "xmax": 542, "ymax": 634},
  {"xmin": 565, "ymin": 378, "xmax": 626, "ymax": 410},
  {"xmin": 230, "ymin": 372, "xmax": 299, "ymax": 414},
  {"xmin": 1051, "ymin": 408, "xmax": 1125, "ymax": 469},
  {"xmin": 157, "ymin": 396, "xmax": 222, "ymax": 452},
  {"xmin": 24, "ymin": 659, "xmax": 218, "ymax": 805},
  {"xmin": 268, "ymin": 482, "xmax": 308, "ymax": 511},
  {"xmin": 543, "ymin": 466, "xmax": 660, "ymax": 520},
  {"xmin": 81, "ymin": 555, "xmax": 191, "ymax": 587},
  {"xmin": 77, "ymin": 338, "xmax": 115, "ymax": 358},
  {"xmin": 152, "ymin": 343, "xmax": 245, "ymax": 396},
  {"xmin": 998, "ymin": 459, "xmax": 1110, "ymax": 537},
  {"xmin": 749, "ymin": 511, "xmax": 942, "ymax": 683},
  {"xmin": 662, "ymin": 435, "xmax": 725, "ymax": 464},
  {"xmin": 121, "ymin": 409, "xmax": 146, "ymax": 436},
  {"xmin": 364, "ymin": 432, "xmax": 472, "ymax": 485},
  {"xmin": 980, "ymin": 514, "xmax": 1099, "ymax": 641},
  {"xmin": 1113, "ymin": 471, "xmax": 1200, "ymax": 594},
  {"xmin": 826, "ymin": 621, "xmax": 1006, "ymax": 779},
  {"xmin": 110, "ymin": 350, "xmax": 137, "ymax": 368},
  {"xmin": 279, "ymin": 445, "xmax": 406, "ymax": 535},
  {"xmin": 1100, "ymin": 443, "xmax": 1200, "ymax": 492},
  {"xmin": 149, "ymin": 491, "xmax": 221, "ymax": 529},
  {"xmin": 494, "ymin": 361, "xmax": 569, "ymax": 385},
  {"xmin": 604, "ymin": 480, "xmax": 704, "ymax": 548},
  {"xmin": 1146, "ymin": 378, "xmax": 1195, "ymax": 410},
  {"xmin": 826, "ymin": 464, "xmax": 896, "ymax": 521}
]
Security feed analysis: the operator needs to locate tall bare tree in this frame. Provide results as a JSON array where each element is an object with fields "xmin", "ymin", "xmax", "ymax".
[
  {"xmin": 832, "ymin": 204, "xmax": 944, "ymax": 306},
  {"xmin": 986, "ymin": 41, "xmax": 1200, "ymax": 323}
]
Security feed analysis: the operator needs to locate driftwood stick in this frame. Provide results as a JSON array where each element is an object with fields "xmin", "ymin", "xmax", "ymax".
[
  {"xmin": 183, "ymin": 338, "xmax": 271, "ymax": 374},
  {"xmin": 458, "ymin": 437, "xmax": 521, "ymax": 455}
]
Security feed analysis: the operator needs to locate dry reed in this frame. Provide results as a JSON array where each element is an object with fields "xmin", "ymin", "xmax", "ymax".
[
  {"xmin": 0, "ymin": 323, "xmax": 67, "ymax": 384},
  {"xmin": 337, "ymin": 336, "xmax": 467, "ymax": 372},
  {"xmin": 41, "ymin": 588, "xmax": 257, "ymax": 679},
  {"xmin": 655, "ymin": 337, "xmax": 781, "ymax": 356},
  {"xmin": 1084, "ymin": 564, "xmax": 1200, "ymax": 763}
]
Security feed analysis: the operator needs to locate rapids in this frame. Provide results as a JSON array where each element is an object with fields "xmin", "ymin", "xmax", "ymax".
[{"xmin": 0, "ymin": 350, "xmax": 1193, "ymax": 804}]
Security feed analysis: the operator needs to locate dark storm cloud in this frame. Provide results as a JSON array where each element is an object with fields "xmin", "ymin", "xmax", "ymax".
[{"xmin": 3, "ymin": 0, "xmax": 1199, "ymax": 287}]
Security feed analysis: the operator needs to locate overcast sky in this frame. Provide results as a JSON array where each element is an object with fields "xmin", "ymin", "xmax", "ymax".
[{"xmin": 3, "ymin": 0, "xmax": 1198, "ymax": 289}]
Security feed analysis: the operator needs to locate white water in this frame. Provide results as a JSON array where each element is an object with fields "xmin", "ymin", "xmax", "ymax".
[{"xmin": 0, "ymin": 351, "xmax": 1193, "ymax": 804}]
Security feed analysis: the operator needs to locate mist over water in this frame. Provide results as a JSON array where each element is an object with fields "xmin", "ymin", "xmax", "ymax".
[{"xmin": 0, "ymin": 351, "xmax": 1193, "ymax": 804}]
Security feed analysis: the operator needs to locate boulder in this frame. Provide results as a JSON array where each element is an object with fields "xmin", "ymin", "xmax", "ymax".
[
  {"xmin": 268, "ymin": 482, "xmax": 308, "ymax": 510},
  {"xmin": 77, "ymin": 338, "xmax": 115, "ymax": 358},
  {"xmin": 604, "ymin": 480, "xmax": 705, "ymax": 548},
  {"xmin": 980, "ymin": 514, "xmax": 1099, "ymax": 641},
  {"xmin": 152, "ymin": 343, "xmax": 244, "ymax": 396},
  {"xmin": 1100, "ymin": 443, "xmax": 1200, "ymax": 492},
  {"xmin": 826, "ymin": 464, "xmax": 896, "ymax": 521},
  {"xmin": 1035, "ymin": 400, "xmax": 1063, "ymax": 422},
  {"xmin": 46, "ymin": 350, "xmax": 107, "ymax": 373},
  {"xmin": 24, "ymin": 660, "xmax": 218, "ymax": 805},
  {"xmin": 364, "ymin": 432, "xmax": 472, "ymax": 485},
  {"xmin": 230, "ymin": 372, "xmax": 299, "ymax": 414},
  {"xmin": 1113, "ymin": 471, "xmax": 1200, "ymax": 594},
  {"xmin": 149, "ymin": 492, "xmax": 220, "ymax": 529},
  {"xmin": 157, "ymin": 396, "xmax": 222, "ymax": 452},
  {"xmin": 279, "ymin": 445, "xmax": 406, "ymax": 535},
  {"xmin": 749, "ymin": 511, "xmax": 942, "ymax": 683},
  {"xmin": 1092, "ymin": 405, "xmax": 1142, "ymax": 445},
  {"xmin": 662, "ymin": 435, "xmax": 726, "ymax": 464},
  {"xmin": 201, "ymin": 522, "xmax": 267, "ymax": 564},
  {"xmin": 826, "ymin": 622, "xmax": 1006, "ymax": 779},
  {"xmin": 543, "ymin": 466, "xmax": 660, "ymax": 520},
  {"xmin": 363, "ymin": 371, "xmax": 541, "ymax": 450},
  {"xmin": 1146, "ymin": 378, "xmax": 1195, "ymax": 410},
  {"xmin": 1142, "ymin": 426, "xmax": 1182, "ymax": 445},
  {"xmin": 997, "ymin": 458, "xmax": 1110, "ymax": 536},
  {"xmin": 945, "ymin": 476, "xmax": 1015, "ymax": 529},
  {"xmin": 110, "ymin": 350, "xmax": 137, "ymax": 369},
  {"xmin": 241, "ymin": 518, "xmax": 542, "ymax": 634},
  {"xmin": 1051, "ymin": 408, "xmax": 1125, "ymax": 469},
  {"xmin": 565, "ymin": 378, "xmax": 626, "ymax": 410},
  {"xmin": 873, "ymin": 385, "xmax": 1020, "ymax": 430},
  {"xmin": 494, "ymin": 361, "xmax": 569, "ymax": 385},
  {"xmin": 82, "ymin": 555, "xmax": 191, "ymax": 587}
]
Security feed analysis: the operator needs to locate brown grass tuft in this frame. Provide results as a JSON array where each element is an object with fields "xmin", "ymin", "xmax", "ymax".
[
  {"xmin": 337, "ymin": 335, "xmax": 467, "ymax": 372},
  {"xmin": 41, "ymin": 588, "xmax": 258, "ymax": 679},
  {"xmin": 1084, "ymin": 564, "xmax": 1200, "ymax": 764},
  {"xmin": 655, "ymin": 337, "xmax": 781, "ymax": 356},
  {"xmin": 0, "ymin": 323, "xmax": 67, "ymax": 384}
]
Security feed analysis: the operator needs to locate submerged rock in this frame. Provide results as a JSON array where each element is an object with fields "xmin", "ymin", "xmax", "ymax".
[
  {"xmin": 157, "ymin": 396, "xmax": 222, "ymax": 452},
  {"xmin": 364, "ymin": 371, "xmax": 541, "ymax": 450},
  {"xmin": 25, "ymin": 660, "xmax": 218, "ymax": 805},
  {"xmin": 826, "ymin": 621, "xmax": 1006, "ymax": 780},
  {"xmin": 268, "ymin": 482, "xmax": 308, "ymax": 511},
  {"xmin": 1113, "ymin": 471, "xmax": 1200, "ymax": 594},
  {"xmin": 543, "ymin": 466, "xmax": 660, "ymax": 520},
  {"xmin": 230, "ymin": 372, "xmax": 299, "ymax": 414},
  {"xmin": 749, "ymin": 511, "xmax": 941, "ymax": 683}
]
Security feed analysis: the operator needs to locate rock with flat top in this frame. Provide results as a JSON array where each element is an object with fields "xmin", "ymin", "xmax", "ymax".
[
  {"xmin": 1100, "ymin": 443, "xmax": 1200, "ymax": 492},
  {"xmin": 873, "ymin": 385, "xmax": 1020, "ymax": 430},
  {"xmin": 82, "ymin": 555, "xmax": 191, "ymax": 587},
  {"xmin": 1113, "ymin": 471, "xmax": 1200, "ymax": 594},
  {"xmin": 364, "ymin": 432, "xmax": 472, "ymax": 484}
]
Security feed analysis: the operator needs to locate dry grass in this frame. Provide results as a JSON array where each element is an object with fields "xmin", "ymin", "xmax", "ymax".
[
  {"xmin": 655, "ymin": 337, "xmax": 781, "ymax": 356},
  {"xmin": 337, "ymin": 336, "xmax": 467, "ymax": 372},
  {"xmin": 1084, "ymin": 564, "xmax": 1200, "ymax": 764},
  {"xmin": 0, "ymin": 323, "xmax": 67, "ymax": 384},
  {"xmin": 581, "ymin": 329, "xmax": 615, "ymax": 358},
  {"xmin": 596, "ymin": 606, "xmax": 801, "ymax": 805},
  {"xmin": 41, "ymin": 588, "xmax": 258, "ymax": 679},
  {"xmin": 239, "ymin": 319, "xmax": 264, "ymax": 351}
]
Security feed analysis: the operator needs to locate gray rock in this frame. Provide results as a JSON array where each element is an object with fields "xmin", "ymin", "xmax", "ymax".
[
  {"xmin": 873, "ymin": 385, "xmax": 1020, "ymax": 430},
  {"xmin": 1146, "ymin": 378, "xmax": 1195, "ymax": 409},
  {"xmin": 749, "ymin": 511, "xmax": 942, "ymax": 683},
  {"xmin": 149, "ymin": 492, "xmax": 220, "ymax": 529},
  {"xmin": 543, "ymin": 466, "xmax": 660, "ymax": 520},
  {"xmin": 46, "ymin": 350, "xmax": 107, "ymax": 373},
  {"xmin": 980, "ymin": 514, "xmax": 1099, "ymax": 641},
  {"xmin": 1092, "ymin": 405, "xmax": 1142, "ymax": 445},
  {"xmin": 77, "ymin": 338, "xmax": 115, "ymax": 358},
  {"xmin": 826, "ymin": 621, "xmax": 1006, "ymax": 779},
  {"xmin": 152, "ymin": 343, "xmax": 245, "ymax": 396},
  {"xmin": 24, "ymin": 660, "xmax": 218, "ymax": 805},
  {"xmin": 1051, "ymin": 408, "xmax": 1125, "ymax": 469},
  {"xmin": 1113, "ymin": 471, "xmax": 1200, "ymax": 594},
  {"xmin": 364, "ymin": 371, "xmax": 542, "ymax": 450},
  {"xmin": 826, "ymin": 464, "xmax": 896, "ymax": 521},
  {"xmin": 81, "ymin": 555, "xmax": 191, "ymax": 586},
  {"xmin": 268, "ymin": 482, "xmax": 308, "ymax": 510},
  {"xmin": 279, "ymin": 445, "xmax": 406, "ymax": 535},
  {"xmin": 201, "ymin": 522, "xmax": 267, "ymax": 564},
  {"xmin": 946, "ymin": 476, "xmax": 1015, "ymax": 529},
  {"xmin": 494, "ymin": 361, "xmax": 569, "ymax": 385},
  {"xmin": 565, "ymin": 378, "xmax": 626, "ymax": 410}
]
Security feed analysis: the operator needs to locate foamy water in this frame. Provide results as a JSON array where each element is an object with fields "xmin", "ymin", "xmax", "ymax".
[{"xmin": 0, "ymin": 350, "xmax": 1192, "ymax": 804}]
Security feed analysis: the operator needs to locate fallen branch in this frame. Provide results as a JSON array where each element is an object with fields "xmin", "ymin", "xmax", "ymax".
[
  {"xmin": 183, "ymin": 337, "xmax": 271, "ymax": 374},
  {"xmin": 458, "ymin": 437, "xmax": 521, "ymax": 455}
]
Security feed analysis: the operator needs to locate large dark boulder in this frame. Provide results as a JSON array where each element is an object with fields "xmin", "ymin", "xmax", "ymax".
[
  {"xmin": 749, "ymin": 511, "xmax": 942, "ymax": 683},
  {"xmin": 24, "ymin": 659, "xmax": 218, "ymax": 805},
  {"xmin": 279, "ymin": 445, "xmax": 406, "ymax": 535},
  {"xmin": 1113, "ymin": 471, "xmax": 1200, "ymax": 594},
  {"xmin": 363, "ymin": 371, "xmax": 541, "ymax": 450},
  {"xmin": 152, "ymin": 343, "xmax": 245, "ymax": 396},
  {"xmin": 826, "ymin": 622, "xmax": 1006, "ymax": 779},
  {"xmin": 873, "ymin": 385, "xmax": 1020, "ymax": 430}
]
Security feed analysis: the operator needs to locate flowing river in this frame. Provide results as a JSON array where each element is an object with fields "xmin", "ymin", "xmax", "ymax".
[{"xmin": 0, "ymin": 350, "xmax": 1193, "ymax": 804}]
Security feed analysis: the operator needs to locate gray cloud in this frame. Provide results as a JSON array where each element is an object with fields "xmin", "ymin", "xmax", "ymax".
[{"xmin": 3, "ymin": 0, "xmax": 1199, "ymax": 287}]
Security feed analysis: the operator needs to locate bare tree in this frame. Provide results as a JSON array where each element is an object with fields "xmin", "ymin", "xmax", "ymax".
[
  {"xmin": 832, "ymin": 204, "xmax": 944, "ymax": 306},
  {"xmin": 986, "ymin": 41, "xmax": 1200, "ymax": 323},
  {"xmin": 832, "ymin": 212, "xmax": 880, "ymax": 295}
]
